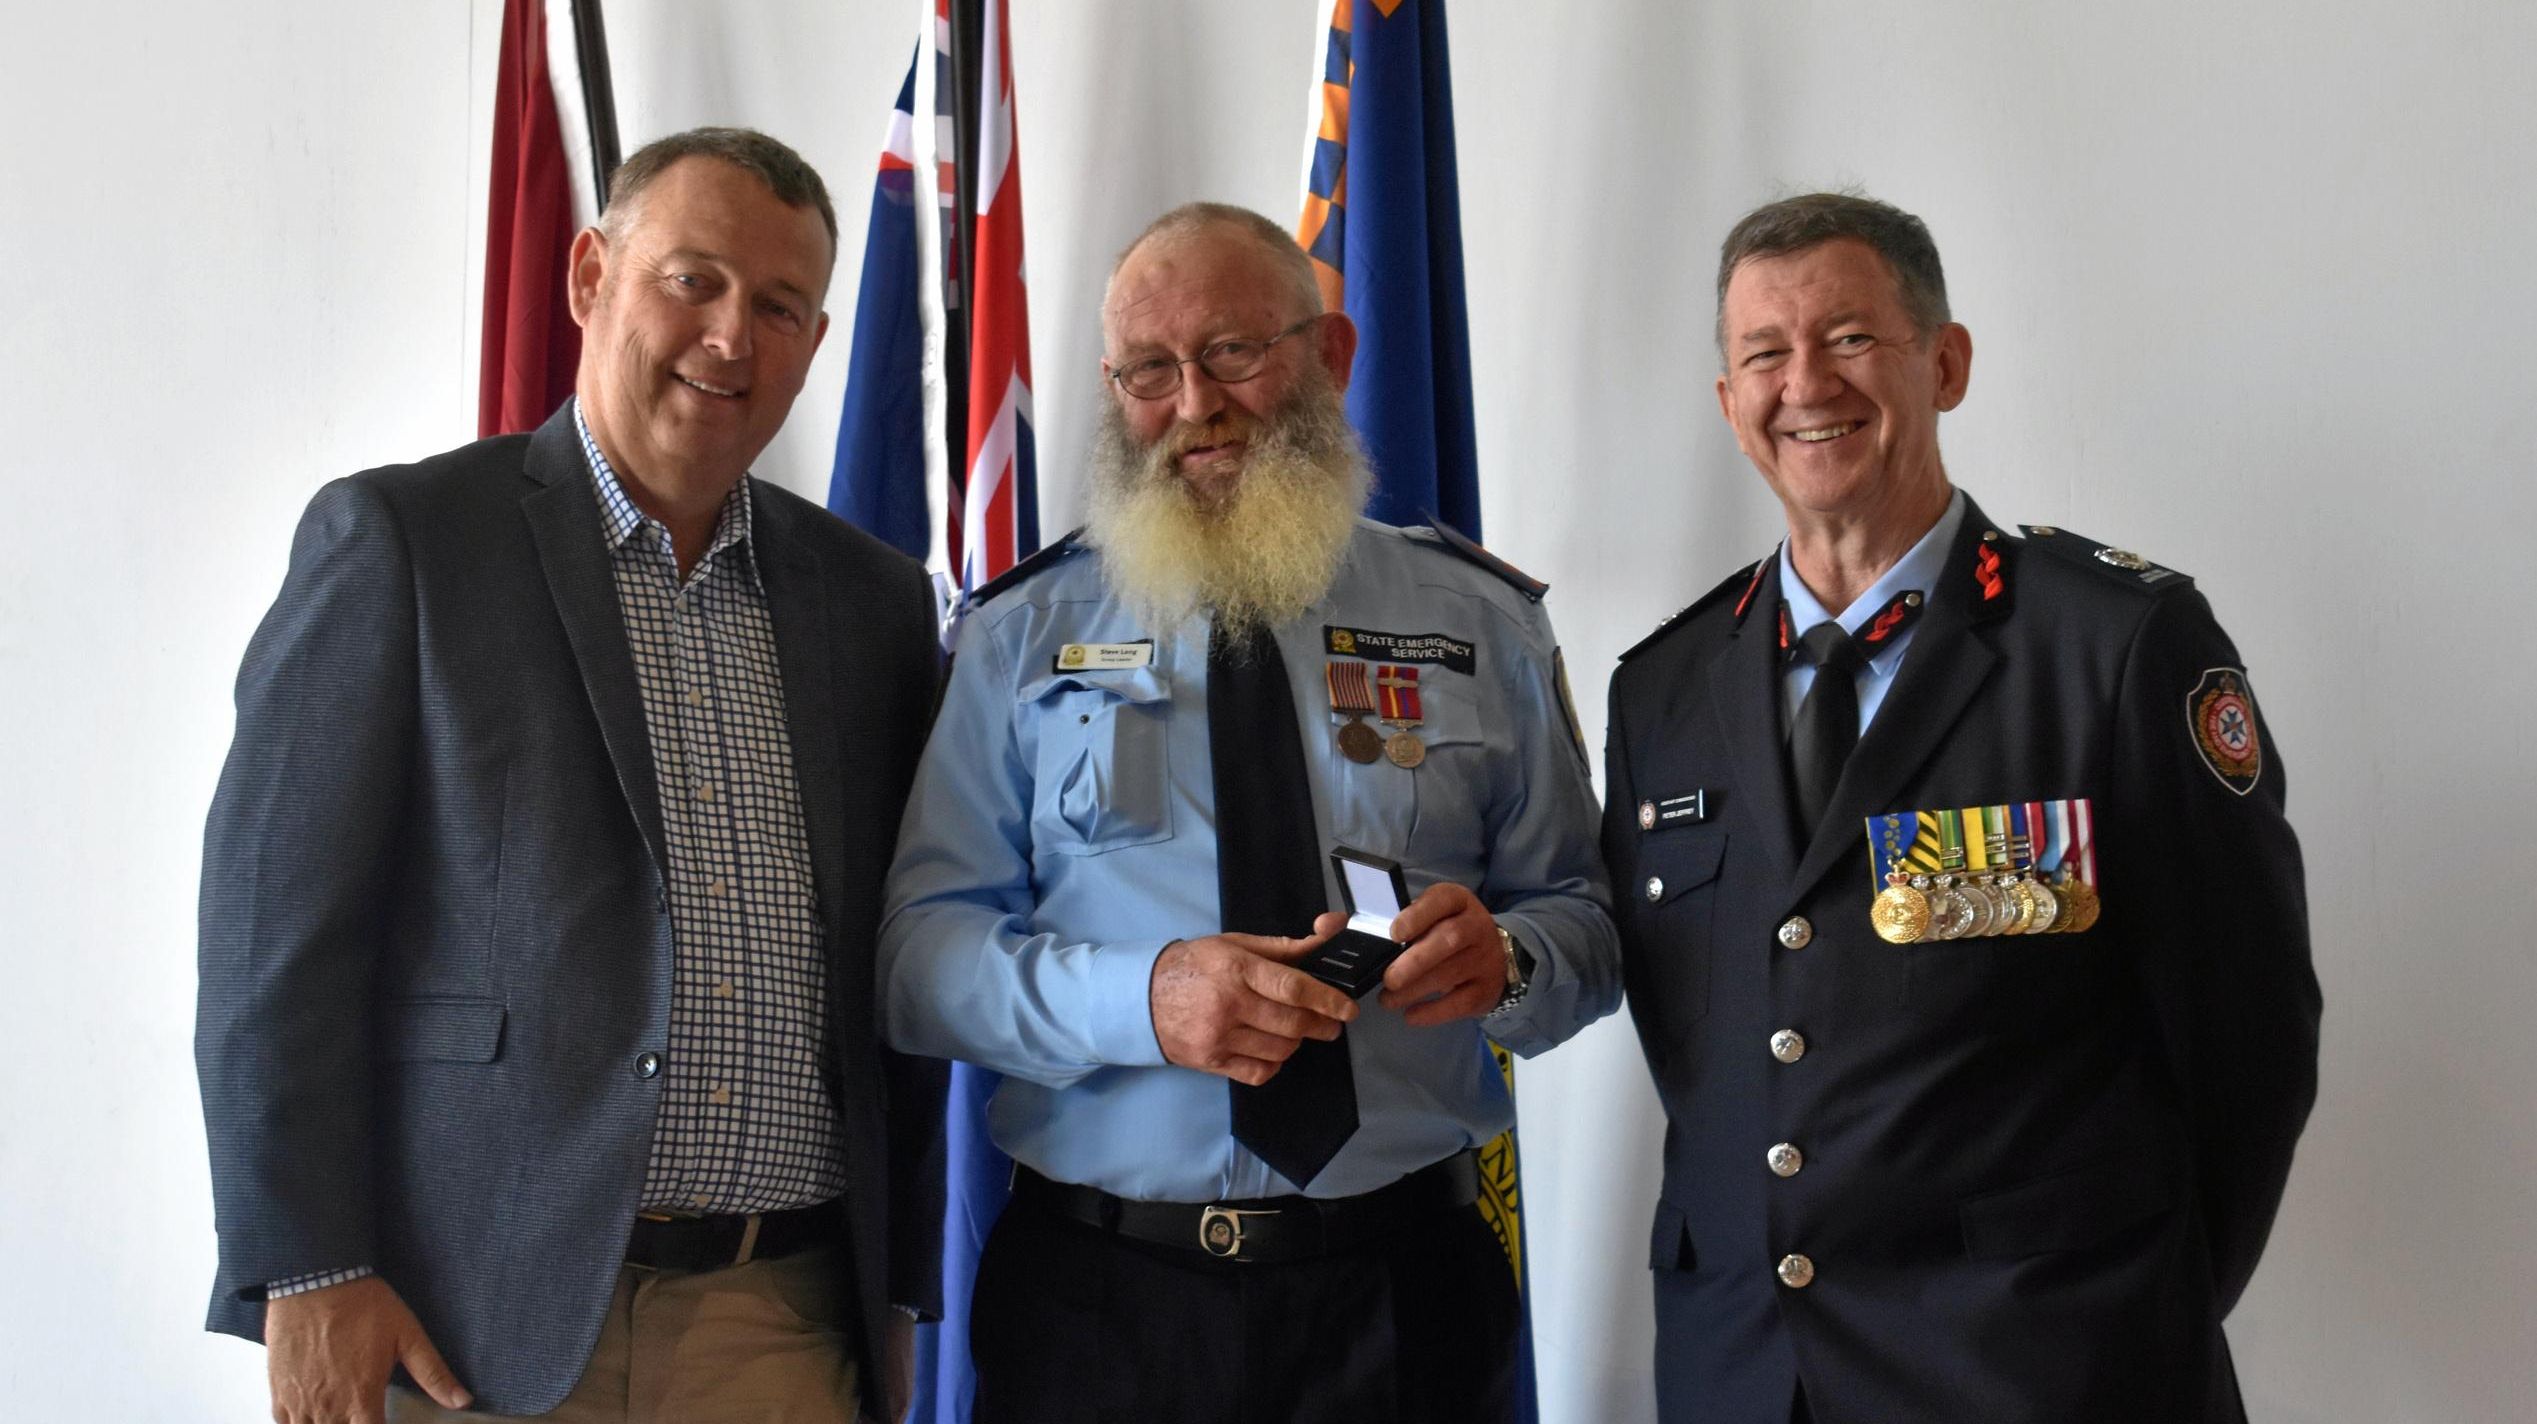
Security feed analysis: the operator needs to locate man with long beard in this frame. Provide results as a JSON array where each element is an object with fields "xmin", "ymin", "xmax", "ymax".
[{"xmin": 880, "ymin": 203, "xmax": 1619, "ymax": 1424}]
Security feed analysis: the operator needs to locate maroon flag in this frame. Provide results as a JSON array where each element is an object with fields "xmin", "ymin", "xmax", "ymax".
[{"xmin": 478, "ymin": 0, "xmax": 580, "ymax": 437}]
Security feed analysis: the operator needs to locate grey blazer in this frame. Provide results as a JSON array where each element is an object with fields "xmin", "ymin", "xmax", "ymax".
[{"xmin": 197, "ymin": 405, "xmax": 945, "ymax": 1416}]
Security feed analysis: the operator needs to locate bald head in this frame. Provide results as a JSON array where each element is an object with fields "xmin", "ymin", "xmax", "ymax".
[{"xmin": 1103, "ymin": 202, "xmax": 1323, "ymax": 334}]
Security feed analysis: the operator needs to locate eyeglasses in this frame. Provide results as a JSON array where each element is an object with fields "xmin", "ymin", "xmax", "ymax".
[{"xmin": 1106, "ymin": 315, "xmax": 1323, "ymax": 400}]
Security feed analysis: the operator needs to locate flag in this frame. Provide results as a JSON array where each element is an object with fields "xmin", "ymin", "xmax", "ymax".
[
  {"xmin": 478, "ymin": 0, "xmax": 581, "ymax": 438},
  {"xmin": 827, "ymin": 53, "xmax": 930, "ymax": 560},
  {"xmin": 953, "ymin": 0, "xmax": 1040, "ymax": 596},
  {"xmin": 827, "ymin": 6, "xmax": 1037, "ymax": 1421},
  {"xmin": 1301, "ymin": 5, "xmax": 1541, "ymax": 1418},
  {"xmin": 1297, "ymin": 0, "xmax": 1483, "ymax": 536}
]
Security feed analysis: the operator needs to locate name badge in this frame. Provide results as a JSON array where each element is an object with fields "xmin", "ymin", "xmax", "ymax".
[{"xmin": 1053, "ymin": 641, "xmax": 1153, "ymax": 672}]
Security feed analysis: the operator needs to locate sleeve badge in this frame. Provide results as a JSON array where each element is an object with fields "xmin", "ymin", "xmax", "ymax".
[{"xmin": 2188, "ymin": 667, "xmax": 2264, "ymax": 794}]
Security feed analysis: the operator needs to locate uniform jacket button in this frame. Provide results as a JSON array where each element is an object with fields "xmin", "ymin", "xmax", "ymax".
[
  {"xmin": 1778, "ymin": 1253, "xmax": 1815, "ymax": 1288},
  {"xmin": 1770, "ymin": 1029, "xmax": 1807, "ymax": 1063},
  {"xmin": 635, "ymin": 1051, "xmax": 662, "ymax": 1080},
  {"xmin": 1645, "ymin": 876, "xmax": 1665, "ymax": 903},
  {"xmin": 1777, "ymin": 916, "xmax": 1813, "ymax": 949},
  {"xmin": 1767, "ymin": 1142, "xmax": 1805, "ymax": 1177}
]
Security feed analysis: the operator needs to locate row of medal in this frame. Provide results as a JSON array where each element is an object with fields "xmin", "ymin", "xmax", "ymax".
[
  {"xmin": 1327, "ymin": 661, "xmax": 1429, "ymax": 768},
  {"xmin": 1866, "ymin": 799, "xmax": 2102, "ymax": 944}
]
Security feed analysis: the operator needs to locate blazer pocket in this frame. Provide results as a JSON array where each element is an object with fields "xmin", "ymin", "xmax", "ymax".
[
  {"xmin": 1647, "ymin": 1200, "xmax": 1698, "ymax": 1272},
  {"xmin": 375, "ymin": 997, "xmax": 507, "ymax": 1063},
  {"xmin": 1632, "ymin": 829, "xmax": 1728, "ymax": 1026},
  {"xmin": 1959, "ymin": 1150, "xmax": 2178, "ymax": 1261}
]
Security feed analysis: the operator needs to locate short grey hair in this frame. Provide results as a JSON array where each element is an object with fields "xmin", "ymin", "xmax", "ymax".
[
  {"xmin": 600, "ymin": 126, "xmax": 839, "ymax": 278},
  {"xmin": 1105, "ymin": 202, "xmax": 1323, "ymax": 324},
  {"xmin": 1714, "ymin": 191, "xmax": 1950, "ymax": 363}
]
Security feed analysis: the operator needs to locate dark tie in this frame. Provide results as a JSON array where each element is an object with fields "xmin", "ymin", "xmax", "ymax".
[
  {"xmin": 1209, "ymin": 619, "xmax": 1358, "ymax": 1188},
  {"xmin": 1789, "ymin": 619, "xmax": 1869, "ymax": 840}
]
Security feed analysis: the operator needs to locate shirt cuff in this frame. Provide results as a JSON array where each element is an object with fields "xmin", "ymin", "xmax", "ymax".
[
  {"xmin": 267, "ymin": 1265, "xmax": 375, "ymax": 1299},
  {"xmin": 1089, "ymin": 939, "xmax": 1173, "ymax": 1067}
]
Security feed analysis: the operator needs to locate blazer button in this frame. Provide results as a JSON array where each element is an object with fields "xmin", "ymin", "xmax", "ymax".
[
  {"xmin": 1770, "ymin": 1029, "xmax": 1807, "ymax": 1064},
  {"xmin": 1645, "ymin": 876, "xmax": 1664, "ymax": 903},
  {"xmin": 1767, "ymin": 1142, "xmax": 1805, "ymax": 1177},
  {"xmin": 635, "ymin": 1051, "xmax": 662, "ymax": 1080},
  {"xmin": 1777, "ymin": 916, "xmax": 1813, "ymax": 949},
  {"xmin": 1777, "ymin": 1253, "xmax": 1816, "ymax": 1289}
]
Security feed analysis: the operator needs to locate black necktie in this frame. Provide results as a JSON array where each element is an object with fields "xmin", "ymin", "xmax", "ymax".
[
  {"xmin": 1209, "ymin": 619, "xmax": 1357, "ymax": 1188},
  {"xmin": 1789, "ymin": 619, "xmax": 1869, "ymax": 840}
]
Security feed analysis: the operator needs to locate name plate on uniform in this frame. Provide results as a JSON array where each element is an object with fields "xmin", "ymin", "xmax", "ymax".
[
  {"xmin": 1297, "ymin": 846, "xmax": 1413, "ymax": 997},
  {"xmin": 1052, "ymin": 640, "xmax": 1153, "ymax": 673}
]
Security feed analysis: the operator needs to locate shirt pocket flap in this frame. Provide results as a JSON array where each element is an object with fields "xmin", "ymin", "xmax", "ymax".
[
  {"xmin": 1959, "ymin": 1151, "xmax": 2178, "ymax": 1261},
  {"xmin": 1016, "ymin": 665, "xmax": 1171, "ymax": 707},
  {"xmin": 1640, "ymin": 830, "xmax": 1728, "ymax": 906},
  {"xmin": 375, "ymin": 997, "xmax": 507, "ymax": 1063},
  {"xmin": 1647, "ymin": 1200, "xmax": 1698, "ymax": 1271}
]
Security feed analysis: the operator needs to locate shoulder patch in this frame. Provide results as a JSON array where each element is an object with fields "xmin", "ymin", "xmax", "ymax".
[
  {"xmin": 961, "ymin": 527, "xmax": 1090, "ymax": 610},
  {"xmin": 1417, "ymin": 519, "xmax": 1548, "ymax": 602},
  {"xmin": 2019, "ymin": 524, "xmax": 2194, "ymax": 594},
  {"xmin": 1619, "ymin": 556, "xmax": 1769, "ymax": 662}
]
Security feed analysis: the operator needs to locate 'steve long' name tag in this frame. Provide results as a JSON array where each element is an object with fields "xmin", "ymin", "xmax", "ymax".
[{"xmin": 1053, "ymin": 640, "xmax": 1153, "ymax": 672}]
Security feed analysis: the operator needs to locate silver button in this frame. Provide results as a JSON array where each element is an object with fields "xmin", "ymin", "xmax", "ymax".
[
  {"xmin": 1770, "ymin": 1029, "xmax": 1807, "ymax": 1064},
  {"xmin": 1777, "ymin": 1253, "xmax": 1815, "ymax": 1288},
  {"xmin": 634, "ymin": 1051, "xmax": 662, "ymax": 1080},
  {"xmin": 1767, "ymin": 1143, "xmax": 1805, "ymax": 1177},
  {"xmin": 1777, "ymin": 916, "xmax": 1813, "ymax": 949},
  {"xmin": 1645, "ymin": 876, "xmax": 1665, "ymax": 903}
]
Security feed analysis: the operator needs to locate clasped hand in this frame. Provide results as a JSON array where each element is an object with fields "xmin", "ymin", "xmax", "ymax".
[{"xmin": 1150, "ymin": 883, "xmax": 1507, "ymax": 1084}]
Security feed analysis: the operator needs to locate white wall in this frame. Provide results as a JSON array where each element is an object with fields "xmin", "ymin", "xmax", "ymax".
[{"xmin": 4, "ymin": 2, "xmax": 2532, "ymax": 1419}]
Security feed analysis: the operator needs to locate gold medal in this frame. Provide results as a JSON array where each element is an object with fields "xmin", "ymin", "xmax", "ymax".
[
  {"xmin": 1384, "ymin": 730, "xmax": 1427, "ymax": 768},
  {"xmin": 1872, "ymin": 874, "xmax": 1931, "ymax": 944},
  {"xmin": 1994, "ymin": 875, "xmax": 2038, "ymax": 935},
  {"xmin": 2023, "ymin": 874, "xmax": 2063, "ymax": 934},
  {"xmin": 2061, "ymin": 875, "xmax": 2101, "ymax": 933},
  {"xmin": 1337, "ymin": 718, "xmax": 1383, "ymax": 764}
]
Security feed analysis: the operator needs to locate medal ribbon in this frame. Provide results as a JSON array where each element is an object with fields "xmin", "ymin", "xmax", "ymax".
[
  {"xmin": 1937, "ymin": 807, "xmax": 1968, "ymax": 871},
  {"xmin": 1325, "ymin": 660, "xmax": 1376, "ymax": 717},
  {"xmin": 1868, "ymin": 812, "xmax": 1916, "ymax": 891},
  {"xmin": 2068, "ymin": 797, "xmax": 2097, "ymax": 888},
  {"xmin": 1375, "ymin": 664, "xmax": 1423, "ymax": 724}
]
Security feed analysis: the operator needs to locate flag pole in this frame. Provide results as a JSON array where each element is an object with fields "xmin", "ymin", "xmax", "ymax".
[{"xmin": 567, "ymin": 0, "xmax": 622, "ymax": 207}]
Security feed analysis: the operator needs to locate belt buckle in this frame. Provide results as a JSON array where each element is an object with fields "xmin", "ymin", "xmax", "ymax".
[{"xmin": 1197, "ymin": 1205, "xmax": 1278, "ymax": 1259}]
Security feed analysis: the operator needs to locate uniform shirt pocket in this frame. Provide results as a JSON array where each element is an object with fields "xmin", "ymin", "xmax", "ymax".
[{"xmin": 1021, "ymin": 667, "xmax": 1175, "ymax": 856}]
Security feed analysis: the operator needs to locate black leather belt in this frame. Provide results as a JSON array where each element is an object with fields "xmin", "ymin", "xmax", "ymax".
[
  {"xmin": 626, "ymin": 1197, "xmax": 845, "ymax": 1273},
  {"xmin": 1014, "ymin": 1150, "xmax": 1479, "ymax": 1264}
]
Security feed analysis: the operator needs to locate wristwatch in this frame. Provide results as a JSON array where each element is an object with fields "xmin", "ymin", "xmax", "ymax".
[{"xmin": 1485, "ymin": 925, "xmax": 1536, "ymax": 1017}]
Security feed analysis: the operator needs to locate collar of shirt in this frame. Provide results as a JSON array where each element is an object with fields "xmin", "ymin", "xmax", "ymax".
[
  {"xmin": 571, "ymin": 398, "xmax": 763, "ymax": 593},
  {"xmin": 1775, "ymin": 488, "xmax": 1966, "ymax": 737}
]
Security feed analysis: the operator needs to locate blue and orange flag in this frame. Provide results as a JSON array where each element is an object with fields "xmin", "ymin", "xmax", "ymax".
[
  {"xmin": 1303, "ymin": 4, "xmax": 1540, "ymax": 1418},
  {"xmin": 1299, "ymin": 0, "xmax": 1483, "ymax": 538}
]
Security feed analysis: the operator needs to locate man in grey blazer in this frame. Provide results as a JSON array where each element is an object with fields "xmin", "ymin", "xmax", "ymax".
[{"xmin": 197, "ymin": 127, "xmax": 943, "ymax": 1423}]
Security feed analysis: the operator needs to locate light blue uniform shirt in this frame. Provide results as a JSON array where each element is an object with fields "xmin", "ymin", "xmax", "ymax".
[
  {"xmin": 1778, "ymin": 489, "xmax": 1966, "ymax": 737},
  {"xmin": 881, "ymin": 520, "xmax": 1621, "ymax": 1201}
]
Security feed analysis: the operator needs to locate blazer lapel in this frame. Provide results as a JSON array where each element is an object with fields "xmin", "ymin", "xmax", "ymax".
[
  {"xmin": 1698, "ymin": 551, "xmax": 1803, "ymax": 881},
  {"xmin": 752, "ymin": 489, "xmax": 849, "ymax": 930},
  {"xmin": 519, "ymin": 409, "xmax": 671, "ymax": 882},
  {"xmin": 1788, "ymin": 500, "xmax": 2012, "ymax": 895}
]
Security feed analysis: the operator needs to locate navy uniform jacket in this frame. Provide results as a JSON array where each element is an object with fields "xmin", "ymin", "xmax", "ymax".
[
  {"xmin": 1601, "ymin": 496, "xmax": 2319, "ymax": 1423},
  {"xmin": 195, "ymin": 407, "xmax": 945, "ymax": 1415}
]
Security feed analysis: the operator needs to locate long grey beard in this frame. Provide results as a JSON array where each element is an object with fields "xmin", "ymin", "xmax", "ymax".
[{"xmin": 1084, "ymin": 381, "xmax": 1373, "ymax": 635}]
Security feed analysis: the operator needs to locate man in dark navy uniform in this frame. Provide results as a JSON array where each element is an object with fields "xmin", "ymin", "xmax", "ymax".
[{"xmin": 1602, "ymin": 192, "xmax": 2320, "ymax": 1423}]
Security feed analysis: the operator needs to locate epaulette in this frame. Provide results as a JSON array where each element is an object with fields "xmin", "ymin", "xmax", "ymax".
[
  {"xmin": 1619, "ymin": 555, "xmax": 1768, "ymax": 662},
  {"xmin": 1413, "ymin": 518, "xmax": 1548, "ymax": 603},
  {"xmin": 2017, "ymin": 524, "xmax": 2194, "ymax": 594},
  {"xmin": 961, "ymin": 527, "xmax": 1090, "ymax": 610}
]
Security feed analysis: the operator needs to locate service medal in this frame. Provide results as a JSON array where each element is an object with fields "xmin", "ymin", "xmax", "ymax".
[
  {"xmin": 1926, "ymin": 876, "xmax": 1977, "ymax": 940},
  {"xmin": 2022, "ymin": 874, "xmax": 2063, "ymax": 933},
  {"xmin": 1373, "ymin": 663, "xmax": 1427, "ymax": 770},
  {"xmin": 1958, "ymin": 876, "xmax": 1999, "ymax": 938},
  {"xmin": 2059, "ymin": 874, "xmax": 2101, "ymax": 933},
  {"xmin": 1325, "ymin": 660, "xmax": 1385, "ymax": 764},
  {"xmin": 1994, "ymin": 874, "xmax": 2039, "ymax": 935},
  {"xmin": 1384, "ymin": 730, "xmax": 1427, "ymax": 768},
  {"xmin": 1872, "ymin": 874, "xmax": 1931, "ymax": 944},
  {"xmin": 1338, "ymin": 720, "xmax": 1384, "ymax": 764}
]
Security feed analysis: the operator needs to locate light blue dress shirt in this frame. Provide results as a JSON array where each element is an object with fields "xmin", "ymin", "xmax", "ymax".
[
  {"xmin": 881, "ymin": 520, "xmax": 1621, "ymax": 1201},
  {"xmin": 1778, "ymin": 488, "xmax": 1967, "ymax": 737}
]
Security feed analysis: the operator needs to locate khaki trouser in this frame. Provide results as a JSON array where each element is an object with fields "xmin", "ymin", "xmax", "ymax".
[{"xmin": 392, "ymin": 1244, "xmax": 861, "ymax": 1424}]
